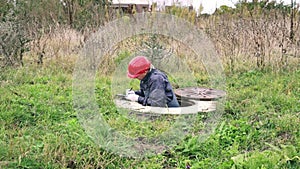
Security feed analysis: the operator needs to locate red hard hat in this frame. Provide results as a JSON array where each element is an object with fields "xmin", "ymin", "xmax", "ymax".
[{"xmin": 127, "ymin": 56, "xmax": 151, "ymax": 78}]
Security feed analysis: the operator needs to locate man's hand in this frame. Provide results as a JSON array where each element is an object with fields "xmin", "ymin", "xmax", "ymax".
[
  {"xmin": 126, "ymin": 89, "xmax": 135, "ymax": 95},
  {"xmin": 125, "ymin": 93, "xmax": 139, "ymax": 102}
]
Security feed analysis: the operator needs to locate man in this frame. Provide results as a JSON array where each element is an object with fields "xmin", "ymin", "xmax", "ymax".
[{"xmin": 125, "ymin": 56, "xmax": 180, "ymax": 107}]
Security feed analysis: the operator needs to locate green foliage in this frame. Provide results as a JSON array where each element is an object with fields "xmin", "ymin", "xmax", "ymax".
[
  {"xmin": 217, "ymin": 5, "xmax": 235, "ymax": 14},
  {"xmin": 0, "ymin": 21, "xmax": 30, "ymax": 67},
  {"xmin": 0, "ymin": 0, "xmax": 13, "ymax": 21},
  {"xmin": 231, "ymin": 143, "xmax": 300, "ymax": 169},
  {"xmin": 59, "ymin": 0, "xmax": 111, "ymax": 30},
  {"xmin": 233, "ymin": 0, "xmax": 294, "ymax": 14},
  {"xmin": 114, "ymin": 50, "xmax": 131, "ymax": 65},
  {"xmin": 166, "ymin": 5, "xmax": 196, "ymax": 24},
  {"xmin": 0, "ymin": 49, "xmax": 300, "ymax": 168}
]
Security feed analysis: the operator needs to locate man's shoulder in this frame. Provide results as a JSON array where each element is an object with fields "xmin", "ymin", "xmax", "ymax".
[
  {"xmin": 152, "ymin": 69, "xmax": 167, "ymax": 76},
  {"xmin": 150, "ymin": 69, "xmax": 167, "ymax": 81}
]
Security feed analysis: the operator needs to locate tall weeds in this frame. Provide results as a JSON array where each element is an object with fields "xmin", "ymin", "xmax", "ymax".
[{"xmin": 201, "ymin": 2, "xmax": 300, "ymax": 72}]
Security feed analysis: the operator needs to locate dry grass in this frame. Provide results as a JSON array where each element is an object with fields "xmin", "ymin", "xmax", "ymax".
[
  {"xmin": 21, "ymin": 9, "xmax": 300, "ymax": 74},
  {"xmin": 198, "ymin": 10, "xmax": 300, "ymax": 72}
]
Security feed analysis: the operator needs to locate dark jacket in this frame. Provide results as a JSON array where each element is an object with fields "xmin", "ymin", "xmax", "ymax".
[{"xmin": 135, "ymin": 68, "xmax": 179, "ymax": 107}]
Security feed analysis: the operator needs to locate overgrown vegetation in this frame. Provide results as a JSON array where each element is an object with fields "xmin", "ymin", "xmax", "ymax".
[
  {"xmin": 0, "ymin": 63, "xmax": 299, "ymax": 168},
  {"xmin": 206, "ymin": 0, "xmax": 300, "ymax": 72},
  {"xmin": 0, "ymin": 0, "xmax": 111, "ymax": 67},
  {"xmin": 0, "ymin": 0, "xmax": 300, "ymax": 168}
]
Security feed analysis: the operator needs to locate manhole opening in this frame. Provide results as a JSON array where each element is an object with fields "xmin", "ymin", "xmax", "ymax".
[{"xmin": 177, "ymin": 97, "xmax": 195, "ymax": 107}]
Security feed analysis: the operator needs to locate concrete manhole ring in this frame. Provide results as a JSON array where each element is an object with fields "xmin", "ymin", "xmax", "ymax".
[{"xmin": 175, "ymin": 87, "xmax": 226, "ymax": 101}]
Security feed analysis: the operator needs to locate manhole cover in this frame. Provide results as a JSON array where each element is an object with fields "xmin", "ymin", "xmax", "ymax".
[{"xmin": 175, "ymin": 87, "xmax": 226, "ymax": 101}]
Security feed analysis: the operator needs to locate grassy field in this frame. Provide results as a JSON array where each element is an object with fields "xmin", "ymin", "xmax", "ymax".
[{"xmin": 0, "ymin": 60, "xmax": 299, "ymax": 168}]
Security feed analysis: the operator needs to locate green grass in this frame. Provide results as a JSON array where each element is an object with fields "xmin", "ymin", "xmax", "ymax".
[{"xmin": 0, "ymin": 64, "xmax": 299, "ymax": 168}]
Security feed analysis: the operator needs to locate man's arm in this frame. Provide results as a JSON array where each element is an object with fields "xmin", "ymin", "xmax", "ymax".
[{"xmin": 134, "ymin": 89, "xmax": 144, "ymax": 97}]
